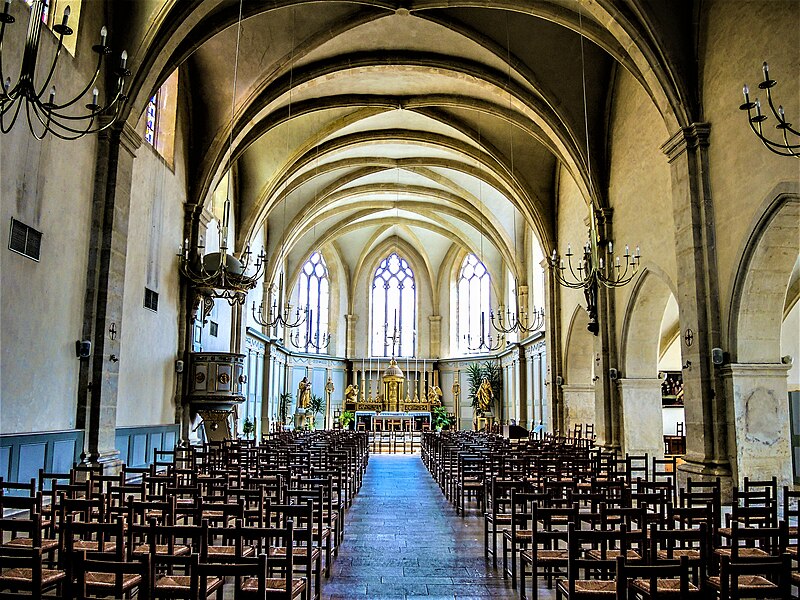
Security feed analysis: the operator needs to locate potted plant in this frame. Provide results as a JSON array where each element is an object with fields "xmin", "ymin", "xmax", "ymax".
[
  {"xmin": 431, "ymin": 405, "xmax": 454, "ymax": 431},
  {"xmin": 241, "ymin": 417, "xmax": 255, "ymax": 439},
  {"xmin": 307, "ymin": 394, "xmax": 325, "ymax": 429},
  {"xmin": 278, "ymin": 391, "xmax": 292, "ymax": 428},
  {"xmin": 339, "ymin": 410, "xmax": 355, "ymax": 429}
]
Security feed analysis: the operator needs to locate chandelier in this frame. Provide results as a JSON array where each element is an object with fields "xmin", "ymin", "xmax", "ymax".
[
  {"xmin": 178, "ymin": 221, "xmax": 267, "ymax": 307},
  {"xmin": 550, "ymin": 222, "xmax": 640, "ymax": 334},
  {"xmin": 1, "ymin": 0, "xmax": 129, "ymax": 139},
  {"xmin": 465, "ymin": 312, "xmax": 505, "ymax": 353},
  {"xmin": 289, "ymin": 308, "xmax": 330, "ymax": 351},
  {"xmin": 549, "ymin": 11, "xmax": 640, "ymax": 335},
  {"xmin": 740, "ymin": 62, "xmax": 798, "ymax": 158},
  {"xmin": 178, "ymin": 0, "xmax": 265, "ymax": 308},
  {"xmin": 490, "ymin": 284, "xmax": 545, "ymax": 335},
  {"xmin": 252, "ymin": 273, "xmax": 307, "ymax": 332}
]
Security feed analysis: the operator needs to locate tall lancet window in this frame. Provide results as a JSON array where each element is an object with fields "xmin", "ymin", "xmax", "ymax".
[
  {"xmin": 371, "ymin": 252, "xmax": 416, "ymax": 357},
  {"xmin": 457, "ymin": 253, "xmax": 492, "ymax": 354},
  {"xmin": 293, "ymin": 251, "xmax": 329, "ymax": 354}
]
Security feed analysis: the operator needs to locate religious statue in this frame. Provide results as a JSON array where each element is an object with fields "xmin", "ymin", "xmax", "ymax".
[
  {"xmin": 345, "ymin": 383, "xmax": 358, "ymax": 404},
  {"xmin": 297, "ymin": 377, "xmax": 311, "ymax": 410},
  {"xmin": 326, "ymin": 377, "xmax": 335, "ymax": 396},
  {"xmin": 475, "ymin": 376, "xmax": 494, "ymax": 412},
  {"xmin": 427, "ymin": 383, "xmax": 443, "ymax": 405}
]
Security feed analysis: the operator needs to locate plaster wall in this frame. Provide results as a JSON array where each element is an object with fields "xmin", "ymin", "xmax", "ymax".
[
  {"xmin": 606, "ymin": 67, "xmax": 675, "ymax": 355},
  {"xmin": 116, "ymin": 133, "xmax": 185, "ymax": 427},
  {"xmin": 0, "ymin": 3, "xmax": 102, "ymax": 434},
  {"xmin": 782, "ymin": 300, "xmax": 800, "ymax": 391},
  {"xmin": 701, "ymin": 0, "xmax": 800, "ymax": 333}
]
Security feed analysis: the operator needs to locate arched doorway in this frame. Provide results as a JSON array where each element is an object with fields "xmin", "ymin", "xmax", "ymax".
[{"xmin": 562, "ymin": 305, "xmax": 596, "ymax": 436}]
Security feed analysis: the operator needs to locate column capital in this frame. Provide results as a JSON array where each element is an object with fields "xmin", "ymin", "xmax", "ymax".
[{"xmin": 661, "ymin": 122, "xmax": 711, "ymax": 162}]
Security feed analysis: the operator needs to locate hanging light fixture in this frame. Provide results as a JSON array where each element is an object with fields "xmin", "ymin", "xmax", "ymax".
[
  {"xmin": 0, "ymin": 0, "xmax": 129, "ymax": 139},
  {"xmin": 178, "ymin": 0, "xmax": 265, "ymax": 308},
  {"xmin": 289, "ymin": 308, "xmax": 330, "ymax": 351},
  {"xmin": 251, "ymin": 8, "xmax": 306, "ymax": 335},
  {"xmin": 548, "ymin": 8, "xmax": 641, "ymax": 335},
  {"xmin": 740, "ymin": 62, "xmax": 799, "ymax": 158},
  {"xmin": 465, "ymin": 311, "xmax": 505, "ymax": 353}
]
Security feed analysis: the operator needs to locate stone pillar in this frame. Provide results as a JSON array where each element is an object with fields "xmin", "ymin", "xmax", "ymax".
[
  {"xmin": 429, "ymin": 315, "xmax": 442, "ymax": 358},
  {"xmin": 344, "ymin": 314, "xmax": 358, "ymax": 358},
  {"xmin": 76, "ymin": 122, "xmax": 142, "ymax": 472},
  {"xmin": 517, "ymin": 345, "xmax": 528, "ymax": 427},
  {"xmin": 594, "ymin": 208, "xmax": 621, "ymax": 452},
  {"xmin": 721, "ymin": 363, "xmax": 792, "ymax": 487},
  {"xmin": 541, "ymin": 258, "xmax": 563, "ymax": 433},
  {"xmin": 617, "ymin": 378, "xmax": 664, "ymax": 457},
  {"xmin": 562, "ymin": 384, "xmax": 596, "ymax": 433},
  {"xmin": 260, "ymin": 343, "xmax": 273, "ymax": 434},
  {"xmin": 662, "ymin": 124, "xmax": 731, "ymax": 493}
]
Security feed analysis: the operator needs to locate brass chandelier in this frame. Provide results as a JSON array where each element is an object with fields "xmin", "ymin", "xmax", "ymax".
[{"xmin": 740, "ymin": 62, "xmax": 798, "ymax": 158}]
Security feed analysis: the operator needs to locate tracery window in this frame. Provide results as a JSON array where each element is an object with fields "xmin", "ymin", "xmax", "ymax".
[
  {"xmin": 294, "ymin": 251, "xmax": 329, "ymax": 354},
  {"xmin": 457, "ymin": 253, "xmax": 492, "ymax": 354},
  {"xmin": 371, "ymin": 252, "xmax": 415, "ymax": 357}
]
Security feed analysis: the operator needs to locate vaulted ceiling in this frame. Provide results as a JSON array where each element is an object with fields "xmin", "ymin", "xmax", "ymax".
[{"xmin": 116, "ymin": 0, "xmax": 694, "ymax": 290}]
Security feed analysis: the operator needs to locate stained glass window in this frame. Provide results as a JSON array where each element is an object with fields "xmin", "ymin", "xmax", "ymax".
[
  {"xmin": 294, "ymin": 252, "xmax": 330, "ymax": 354},
  {"xmin": 145, "ymin": 94, "xmax": 158, "ymax": 146}
]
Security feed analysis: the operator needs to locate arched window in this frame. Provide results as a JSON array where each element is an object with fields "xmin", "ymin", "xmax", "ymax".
[
  {"xmin": 457, "ymin": 253, "xmax": 492, "ymax": 354},
  {"xmin": 293, "ymin": 251, "xmax": 330, "ymax": 354},
  {"xmin": 371, "ymin": 252, "xmax": 416, "ymax": 357}
]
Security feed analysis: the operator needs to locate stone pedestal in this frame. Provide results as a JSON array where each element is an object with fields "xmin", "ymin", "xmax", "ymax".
[
  {"xmin": 721, "ymin": 363, "xmax": 792, "ymax": 487},
  {"xmin": 617, "ymin": 378, "xmax": 664, "ymax": 458},
  {"xmin": 562, "ymin": 384, "xmax": 595, "ymax": 435}
]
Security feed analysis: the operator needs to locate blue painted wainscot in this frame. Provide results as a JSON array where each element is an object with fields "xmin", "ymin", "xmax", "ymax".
[
  {"xmin": 114, "ymin": 424, "xmax": 180, "ymax": 469},
  {"xmin": 0, "ymin": 429, "xmax": 85, "ymax": 485}
]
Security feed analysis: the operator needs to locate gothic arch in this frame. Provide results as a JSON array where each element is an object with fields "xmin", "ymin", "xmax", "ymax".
[{"xmin": 728, "ymin": 188, "xmax": 800, "ymax": 363}]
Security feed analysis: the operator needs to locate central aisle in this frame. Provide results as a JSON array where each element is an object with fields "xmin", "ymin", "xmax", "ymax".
[{"xmin": 323, "ymin": 454, "xmax": 520, "ymax": 600}]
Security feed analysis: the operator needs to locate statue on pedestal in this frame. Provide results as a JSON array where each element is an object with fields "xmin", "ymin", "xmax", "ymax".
[{"xmin": 297, "ymin": 377, "xmax": 311, "ymax": 410}]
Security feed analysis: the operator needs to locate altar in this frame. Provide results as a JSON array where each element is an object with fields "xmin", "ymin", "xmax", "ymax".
[{"xmin": 355, "ymin": 411, "xmax": 431, "ymax": 431}]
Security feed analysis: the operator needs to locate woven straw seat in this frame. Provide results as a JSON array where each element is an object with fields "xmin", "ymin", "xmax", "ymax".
[
  {"xmin": 656, "ymin": 548, "xmax": 700, "ymax": 560},
  {"xmin": 154, "ymin": 574, "xmax": 222, "ymax": 593},
  {"xmin": 707, "ymin": 574, "xmax": 779, "ymax": 591},
  {"xmin": 630, "ymin": 578, "xmax": 700, "ymax": 595},
  {"xmin": 242, "ymin": 575, "xmax": 306, "ymax": 595},
  {"xmin": 510, "ymin": 529, "xmax": 532, "ymax": 542},
  {"xmin": 521, "ymin": 548, "xmax": 568, "ymax": 563},
  {"xmin": 69, "ymin": 539, "xmax": 116, "ymax": 553},
  {"xmin": 557, "ymin": 578, "xmax": 617, "ymax": 594},
  {"xmin": 84, "ymin": 571, "xmax": 142, "ymax": 589},
  {"xmin": 132, "ymin": 543, "xmax": 190, "ymax": 556},
  {"xmin": 714, "ymin": 547, "xmax": 769, "ymax": 558},
  {"xmin": 206, "ymin": 544, "xmax": 255, "ymax": 557},
  {"xmin": 269, "ymin": 545, "xmax": 321, "ymax": 560},
  {"xmin": 488, "ymin": 513, "xmax": 512, "ymax": 524},
  {"xmin": 0, "ymin": 567, "xmax": 65, "ymax": 587},
  {"xmin": 5, "ymin": 536, "xmax": 59, "ymax": 551},
  {"xmin": 587, "ymin": 549, "xmax": 640, "ymax": 561}
]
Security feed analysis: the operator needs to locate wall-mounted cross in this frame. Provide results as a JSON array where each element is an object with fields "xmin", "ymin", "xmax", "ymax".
[
  {"xmin": 109, "ymin": 322, "xmax": 117, "ymax": 340},
  {"xmin": 684, "ymin": 328, "xmax": 694, "ymax": 347}
]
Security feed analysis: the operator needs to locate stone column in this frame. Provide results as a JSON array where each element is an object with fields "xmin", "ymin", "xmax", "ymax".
[
  {"xmin": 541, "ymin": 258, "xmax": 563, "ymax": 433},
  {"xmin": 617, "ymin": 378, "xmax": 664, "ymax": 457},
  {"xmin": 594, "ymin": 208, "xmax": 621, "ymax": 451},
  {"xmin": 721, "ymin": 363, "xmax": 792, "ymax": 487},
  {"xmin": 344, "ymin": 314, "xmax": 358, "ymax": 358},
  {"xmin": 76, "ymin": 122, "xmax": 142, "ymax": 472},
  {"xmin": 562, "ymin": 384, "xmax": 596, "ymax": 433},
  {"xmin": 429, "ymin": 315, "xmax": 442, "ymax": 358},
  {"xmin": 662, "ymin": 124, "xmax": 731, "ymax": 494},
  {"xmin": 517, "ymin": 344, "xmax": 529, "ymax": 427},
  {"xmin": 260, "ymin": 342, "xmax": 273, "ymax": 433}
]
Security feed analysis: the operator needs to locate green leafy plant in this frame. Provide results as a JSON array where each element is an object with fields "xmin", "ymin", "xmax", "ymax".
[
  {"xmin": 467, "ymin": 361, "xmax": 503, "ymax": 416},
  {"xmin": 339, "ymin": 410, "xmax": 355, "ymax": 429},
  {"xmin": 307, "ymin": 394, "xmax": 325, "ymax": 429},
  {"xmin": 278, "ymin": 391, "xmax": 292, "ymax": 426},
  {"xmin": 241, "ymin": 417, "xmax": 255, "ymax": 439},
  {"xmin": 432, "ymin": 405, "xmax": 454, "ymax": 431}
]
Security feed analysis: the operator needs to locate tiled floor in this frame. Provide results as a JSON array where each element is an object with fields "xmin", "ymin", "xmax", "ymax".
[{"xmin": 323, "ymin": 454, "xmax": 555, "ymax": 600}]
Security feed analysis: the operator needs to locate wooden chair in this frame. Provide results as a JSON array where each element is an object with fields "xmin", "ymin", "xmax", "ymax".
[
  {"xmin": 714, "ymin": 519, "xmax": 788, "ymax": 571},
  {"xmin": 484, "ymin": 477, "xmax": 527, "ymax": 568},
  {"xmin": 519, "ymin": 502, "xmax": 578, "ymax": 600},
  {"xmin": 150, "ymin": 551, "xmax": 224, "ymax": 600},
  {"xmin": 0, "ymin": 546, "xmax": 67, "ymax": 597},
  {"xmin": 555, "ymin": 524, "xmax": 629, "ymax": 599},
  {"xmin": 649, "ymin": 522, "xmax": 709, "ymax": 585},
  {"xmin": 236, "ymin": 523, "xmax": 306, "ymax": 599},
  {"xmin": 616, "ymin": 554, "xmax": 699, "ymax": 599},
  {"xmin": 707, "ymin": 554, "xmax": 792, "ymax": 599},
  {"xmin": 264, "ymin": 499, "xmax": 321, "ymax": 600},
  {"xmin": 73, "ymin": 552, "xmax": 150, "ymax": 599}
]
